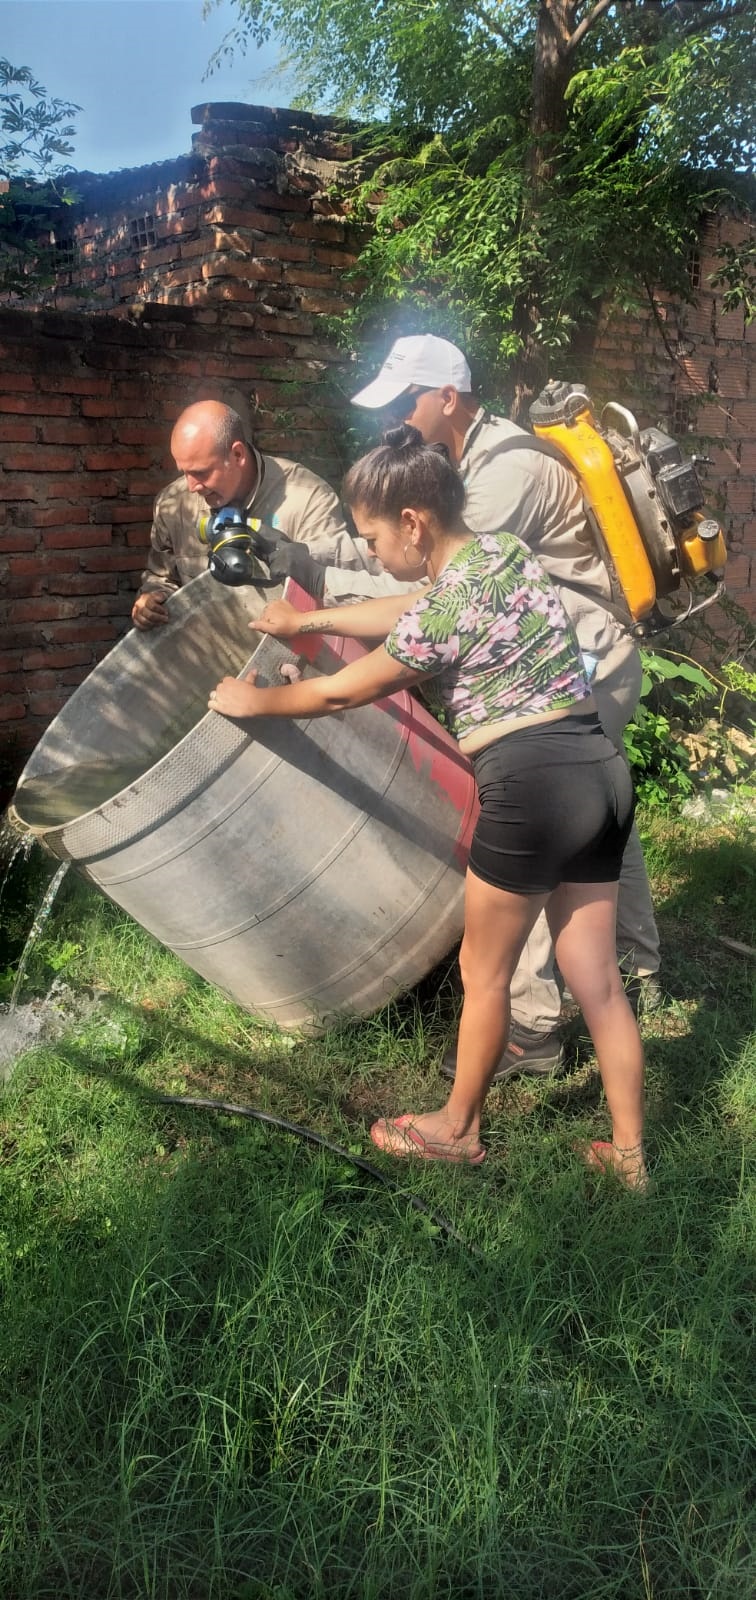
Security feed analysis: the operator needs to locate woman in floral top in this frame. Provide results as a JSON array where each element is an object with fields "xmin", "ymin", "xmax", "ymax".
[{"xmin": 209, "ymin": 426, "xmax": 647, "ymax": 1190}]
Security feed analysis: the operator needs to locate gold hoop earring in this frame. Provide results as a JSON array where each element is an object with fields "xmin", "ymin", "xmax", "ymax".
[{"xmin": 403, "ymin": 542, "xmax": 426, "ymax": 569}]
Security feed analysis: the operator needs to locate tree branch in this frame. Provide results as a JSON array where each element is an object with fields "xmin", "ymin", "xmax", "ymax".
[
  {"xmin": 564, "ymin": 0, "xmax": 751, "ymax": 58},
  {"xmin": 564, "ymin": 0, "xmax": 616, "ymax": 55},
  {"xmin": 465, "ymin": 0, "xmax": 514, "ymax": 46},
  {"xmin": 673, "ymin": 1, "xmax": 751, "ymax": 37}
]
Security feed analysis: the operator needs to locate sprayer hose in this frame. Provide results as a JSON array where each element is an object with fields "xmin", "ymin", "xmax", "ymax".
[{"xmin": 153, "ymin": 1093, "xmax": 479, "ymax": 1255}]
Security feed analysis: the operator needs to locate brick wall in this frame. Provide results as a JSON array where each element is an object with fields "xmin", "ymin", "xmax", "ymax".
[
  {"xmin": 42, "ymin": 103, "xmax": 364, "ymax": 324},
  {"xmin": 2, "ymin": 109, "xmax": 754, "ymax": 800},
  {"xmin": 587, "ymin": 209, "xmax": 755, "ymax": 621},
  {"xmin": 0, "ymin": 106, "xmax": 372, "ymax": 799},
  {"xmin": 0, "ymin": 305, "xmax": 354, "ymax": 793}
]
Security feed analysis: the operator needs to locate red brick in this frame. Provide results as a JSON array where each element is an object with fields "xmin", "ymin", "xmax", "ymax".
[
  {"xmin": 313, "ymin": 247, "xmax": 359, "ymax": 268},
  {"xmin": 283, "ymin": 266, "xmax": 335, "ymax": 289},
  {"xmin": 13, "ymin": 599, "xmax": 80, "ymax": 623},
  {"xmin": 110, "ymin": 502, "xmax": 155, "ymax": 523},
  {"xmin": 0, "ymin": 650, "xmax": 22, "ymax": 672},
  {"xmin": 0, "ymin": 421, "xmax": 37, "ymax": 443},
  {"xmin": 117, "ymin": 424, "xmax": 164, "ymax": 446},
  {"xmin": 128, "ymin": 476, "xmax": 169, "ymax": 497},
  {"xmin": 251, "ymin": 188, "xmax": 311, "ymax": 214},
  {"xmin": 257, "ymin": 313, "xmax": 313, "ymax": 336},
  {"xmin": 0, "ymin": 702, "xmax": 26, "ymax": 722},
  {"xmin": 40, "ymin": 620, "xmax": 119, "ymax": 644},
  {"xmin": 255, "ymin": 239, "xmax": 311, "ymax": 263},
  {"xmin": 44, "ymin": 528, "xmax": 111, "ymax": 550},
  {"xmin": 58, "ymin": 664, "xmax": 92, "ymax": 686},
  {"xmin": 289, "ymin": 220, "xmax": 345, "ymax": 243},
  {"xmin": 0, "ymin": 672, "xmax": 27, "ymax": 694},
  {"xmin": 205, "ymin": 205, "xmax": 281, "ymax": 234},
  {"xmin": 0, "ymin": 478, "xmax": 40, "ymax": 500},
  {"xmin": 202, "ymin": 358, "xmax": 271, "ymax": 381},
  {"xmin": 28, "ymin": 692, "xmax": 68, "ymax": 717},
  {"xmin": 38, "ymin": 375, "xmax": 111, "ymax": 396},
  {"xmin": 211, "ymin": 284, "xmax": 260, "ymax": 305},
  {"xmin": 8, "ymin": 556, "xmax": 49, "ymax": 577},
  {"xmin": 41, "ymin": 420, "xmax": 114, "ymax": 446},
  {"xmin": 0, "ymin": 530, "xmax": 38, "ymax": 551},
  {"xmin": 157, "ymin": 265, "xmax": 201, "ymax": 289},
  {"xmin": 48, "ymin": 476, "xmax": 121, "ymax": 499},
  {"xmin": 82, "ymin": 448, "xmax": 154, "ymax": 473},
  {"xmin": 298, "ymin": 292, "xmax": 353, "ymax": 315},
  {"xmin": 7, "ymin": 575, "xmax": 47, "ymax": 599},
  {"xmin": 202, "ymin": 257, "xmax": 282, "ymax": 283},
  {"xmin": 0, "ymin": 373, "xmax": 35, "ymax": 391},
  {"xmin": 82, "ymin": 551, "xmax": 144, "ymax": 573},
  {"xmin": 51, "ymin": 573, "xmax": 118, "ymax": 596},
  {"xmin": 80, "ymin": 399, "xmax": 122, "ymax": 417},
  {"xmin": 86, "ymin": 595, "xmax": 133, "ymax": 617},
  {"xmin": 0, "ymin": 396, "xmax": 72, "ymax": 415},
  {"xmin": 179, "ymin": 236, "xmax": 213, "ymax": 260},
  {"xmin": 226, "ymin": 337, "xmax": 281, "ymax": 358},
  {"xmin": 4, "ymin": 448, "xmax": 79, "ymax": 472},
  {"xmin": 33, "ymin": 506, "xmax": 90, "ymax": 528},
  {"xmin": 23, "ymin": 646, "xmax": 91, "ymax": 670}
]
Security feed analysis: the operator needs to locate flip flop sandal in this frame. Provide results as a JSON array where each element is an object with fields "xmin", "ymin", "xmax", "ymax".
[
  {"xmin": 577, "ymin": 1139, "xmax": 649, "ymax": 1193},
  {"xmin": 370, "ymin": 1113, "xmax": 486, "ymax": 1166}
]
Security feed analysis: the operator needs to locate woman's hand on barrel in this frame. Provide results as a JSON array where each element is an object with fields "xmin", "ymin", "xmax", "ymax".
[
  {"xmin": 255, "ymin": 600, "xmax": 303, "ymax": 639},
  {"xmin": 208, "ymin": 671, "xmax": 261, "ymax": 719}
]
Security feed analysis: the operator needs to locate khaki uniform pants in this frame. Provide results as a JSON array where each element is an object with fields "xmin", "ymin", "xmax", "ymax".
[{"xmin": 509, "ymin": 598, "xmax": 660, "ymax": 1034}]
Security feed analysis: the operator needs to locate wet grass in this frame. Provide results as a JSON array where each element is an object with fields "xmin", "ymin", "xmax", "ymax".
[{"xmin": 0, "ymin": 812, "xmax": 754, "ymax": 1598}]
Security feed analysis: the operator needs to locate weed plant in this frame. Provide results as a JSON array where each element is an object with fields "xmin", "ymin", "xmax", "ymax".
[{"xmin": 0, "ymin": 814, "xmax": 754, "ymax": 1599}]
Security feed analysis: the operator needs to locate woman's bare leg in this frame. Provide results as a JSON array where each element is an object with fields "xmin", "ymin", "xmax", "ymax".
[
  {"xmin": 371, "ymin": 870, "xmax": 546, "ymax": 1156},
  {"xmin": 546, "ymin": 882, "xmax": 648, "ymax": 1189}
]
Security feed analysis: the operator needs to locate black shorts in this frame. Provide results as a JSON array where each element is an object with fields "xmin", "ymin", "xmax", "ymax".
[{"xmin": 468, "ymin": 713, "xmax": 636, "ymax": 896}]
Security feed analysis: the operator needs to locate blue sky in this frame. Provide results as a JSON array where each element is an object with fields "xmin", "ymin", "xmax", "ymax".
[{"xmin": 2, "ymin": 0, "xmax": 294, "ymax": 174}]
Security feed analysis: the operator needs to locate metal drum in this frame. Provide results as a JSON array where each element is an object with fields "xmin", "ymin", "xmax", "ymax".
[{"xmin": 11, "ymin": 573, "xmax": 477, "ymax": 1031}]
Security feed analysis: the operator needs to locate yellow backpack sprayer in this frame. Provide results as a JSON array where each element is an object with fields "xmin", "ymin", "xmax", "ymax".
[{"xmin": 527, "ymin": 381, "xmax": 727, "ymax": 637}]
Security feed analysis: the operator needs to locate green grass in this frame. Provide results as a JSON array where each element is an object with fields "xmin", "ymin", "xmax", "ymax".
[{"xmin": 0, "ymin": 812, "xmax": 754, "ymax": 1599}]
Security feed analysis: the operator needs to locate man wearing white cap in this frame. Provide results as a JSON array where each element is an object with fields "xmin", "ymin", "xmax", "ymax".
[{"xmin": 352, "ymin": 333, "xmax": 660, "ymax": 1082}]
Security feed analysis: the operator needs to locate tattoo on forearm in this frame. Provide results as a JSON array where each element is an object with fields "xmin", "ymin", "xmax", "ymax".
[{"xmin": 298, "ymin": 618, "xmax": 334, "ymax": 634}]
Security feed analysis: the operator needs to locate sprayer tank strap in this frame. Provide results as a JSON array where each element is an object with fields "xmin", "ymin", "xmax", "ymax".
[{"xmin": 461, "ymin": 406, "xmax": 631, "ymax": 630}]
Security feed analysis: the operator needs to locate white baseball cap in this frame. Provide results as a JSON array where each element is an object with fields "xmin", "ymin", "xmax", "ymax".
[{"xmin": 351, "ymin": 334, "xmax": 472, "ymax": 409}]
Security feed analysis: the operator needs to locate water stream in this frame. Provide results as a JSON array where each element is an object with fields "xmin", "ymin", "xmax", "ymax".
[
  {"xmin": 8, "ymin": 860, "xmax": 71, "ymax": 1010},
  {"xmin": 0, "ymin": 820, "xmax": 75, "ymax": 1079}
]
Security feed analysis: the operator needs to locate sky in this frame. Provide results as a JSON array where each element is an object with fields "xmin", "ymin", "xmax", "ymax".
[{"xmin": 1, "ymin": 0, "xmax": 295, "ymax": 174}]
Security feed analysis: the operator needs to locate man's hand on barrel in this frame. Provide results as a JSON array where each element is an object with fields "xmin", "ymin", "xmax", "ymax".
[
  {"xmin": 132, "ymin": 591, "xmax": 170, "ymax": 630},
  {"xmin": 208, "ymin": 670, "xmax": 261, "ymax": 718}
]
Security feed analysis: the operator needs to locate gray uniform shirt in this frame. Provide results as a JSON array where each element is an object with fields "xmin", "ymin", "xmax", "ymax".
[
  {"xmin": 138, "ymin": 450, "xmax": 408, "ymax": 604},
  {"xmin": 458, "ymin": 408, "xmax": 630, "ymax": 665}
]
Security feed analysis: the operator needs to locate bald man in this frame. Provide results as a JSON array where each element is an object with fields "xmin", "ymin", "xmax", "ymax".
[{"xmin": 132, "ymin": 400, "xmax": 401, "ymax": 630}]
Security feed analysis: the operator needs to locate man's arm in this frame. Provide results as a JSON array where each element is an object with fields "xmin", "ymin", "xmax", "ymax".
[{"xmin": 132, "ymin": 487, "xmax": 182, "ymax": 630}]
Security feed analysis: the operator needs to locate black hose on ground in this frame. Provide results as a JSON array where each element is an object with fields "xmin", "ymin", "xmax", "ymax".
[{"xmin": 153, "ymin": 1092, "xmax": 480, "ymax": 1255}]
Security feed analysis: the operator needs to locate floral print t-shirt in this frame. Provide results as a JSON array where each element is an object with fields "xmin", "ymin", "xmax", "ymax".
[{"xmin": 384, "ymin": 532, "xmax": 591, "ymax": 743}]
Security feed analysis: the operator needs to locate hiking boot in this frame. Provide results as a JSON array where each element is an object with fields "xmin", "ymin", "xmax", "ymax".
[
  {"xmin": 624, "ymin": 973, "xmax": 663, "ymax": 1018},
  {"xmin": 440, "ymin": 1022, "xmax": 566, "ymax": 1084}
]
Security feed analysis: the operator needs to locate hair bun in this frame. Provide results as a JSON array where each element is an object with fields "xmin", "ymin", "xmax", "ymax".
[{"xmin": 381, "ymin": 422, "xmax": 424, "ymax": 451}]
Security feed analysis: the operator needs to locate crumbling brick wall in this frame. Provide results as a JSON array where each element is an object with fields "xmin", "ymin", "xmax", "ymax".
[
  {"xmin": 44, "ymin": 103, "xmax": 364, "ymax": 326},
  {"xmin": 0, "ymin": 106, "xmax": 371, "ymax": 798},
  {"xmin": 1, "ymin": 107, "xmax": 754, "ymax": 801}
]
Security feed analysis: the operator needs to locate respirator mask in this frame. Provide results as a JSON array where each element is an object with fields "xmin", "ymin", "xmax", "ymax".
[{"xmin": 198, "ymin": 506, "xmax": 326, "ymax": 598}]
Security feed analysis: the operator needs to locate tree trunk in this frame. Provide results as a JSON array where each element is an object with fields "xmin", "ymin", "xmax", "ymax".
[{"xmin": 510, "ymin": 2, "xmax": 577, "ymax": 420}]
